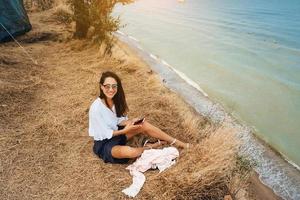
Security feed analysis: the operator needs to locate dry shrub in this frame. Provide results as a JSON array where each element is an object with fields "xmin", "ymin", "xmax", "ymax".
[
  {"xmin": 53, "ymin": 3, "xmax": 73, "ymax": 24},
  {"xmin": 24, "ymin": 0, "xmax": 55, "ymax": 11},
  {"xmin": 142, "ymin": 128, "xmax": 239, "ymax": 200},
  {"xmin": 69, "ymin": 0, "xmax": 134, "ymax": 55},
  {"xmin": 228, "ymin": 155, "xmax": 257, "ymax": 197}
]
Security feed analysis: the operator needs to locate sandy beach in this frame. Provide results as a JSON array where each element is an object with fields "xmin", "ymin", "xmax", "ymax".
[{"xmin": 0, "ymin": 6, "xmax": 283, "ymax": 200}]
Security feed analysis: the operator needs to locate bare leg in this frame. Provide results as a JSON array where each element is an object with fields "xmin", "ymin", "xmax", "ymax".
[
  {"xmin": 111, "ymin": 142, "xmax": 162, "ymax": 159},
  {"xmin": 122, "ymin": 121, "xmax": 189, "ymax": 148},
  {"xmin": 111, "ymin": 145, "xmax": 144, "ymax": 159},
  {"xmin": 140, "ymin": 121, "xmax": 188, "ymax": 148}
]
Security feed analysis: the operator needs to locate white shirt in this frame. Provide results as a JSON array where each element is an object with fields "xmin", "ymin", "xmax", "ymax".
[
  {"xmin": 122, "ymin": 147, "xmax": 179, "ymax": 197},
  {"xmin": 88, "ymin": 97, "xmax": 128, "ymax": 141}
]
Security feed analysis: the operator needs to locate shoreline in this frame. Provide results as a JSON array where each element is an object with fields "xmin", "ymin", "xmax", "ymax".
[
  {"xmin": 114, "ymin": 32, "xmax": 300, "ymax": 200},
  {"xmin": 115, "ymin": 30, "xmax": 300, "ymax": 171},
  {"xmin": 248, "ymin": 172, "xmax": 282, "ymax": 200}
]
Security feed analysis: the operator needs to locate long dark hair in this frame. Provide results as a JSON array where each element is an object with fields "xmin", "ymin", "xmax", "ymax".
[{"xmin": 99, "ymin": 71, "xmax": 128, "ymax": 117}]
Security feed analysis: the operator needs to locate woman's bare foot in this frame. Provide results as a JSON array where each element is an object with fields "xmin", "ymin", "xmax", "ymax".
[{"xmin": 170, "ymin": 139, "xmax": 190, "ymax": 149}]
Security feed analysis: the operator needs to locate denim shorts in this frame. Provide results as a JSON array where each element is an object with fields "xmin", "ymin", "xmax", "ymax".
[{"xmin": 93, "ymin": 134, "xmax": 129, "ymax": 164}]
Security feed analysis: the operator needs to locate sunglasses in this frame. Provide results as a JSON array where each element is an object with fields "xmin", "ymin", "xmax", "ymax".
[{"xmin": 102, "ymin": 84, "xmax": 118, "ymax": 90}]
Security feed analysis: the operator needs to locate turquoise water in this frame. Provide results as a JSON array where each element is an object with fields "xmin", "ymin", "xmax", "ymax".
[{"xmin": 114, "ymin": 0, "xmax": 300, "ymax": 167}]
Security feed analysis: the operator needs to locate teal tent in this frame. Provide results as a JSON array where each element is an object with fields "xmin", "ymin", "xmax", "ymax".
[{"xmin": 0, "ymin": 0, "xmax": 32, "ymax": 42}]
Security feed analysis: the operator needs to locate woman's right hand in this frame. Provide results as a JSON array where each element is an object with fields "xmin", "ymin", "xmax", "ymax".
[{"xmin": 123, "ymin": 123, "xmax": 141, "ymax": 134}]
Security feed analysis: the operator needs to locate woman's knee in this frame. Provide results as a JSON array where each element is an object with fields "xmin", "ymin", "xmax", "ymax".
[{"xmin": 127, "ymin": 147, "xmax": 143, "ymax": 158}]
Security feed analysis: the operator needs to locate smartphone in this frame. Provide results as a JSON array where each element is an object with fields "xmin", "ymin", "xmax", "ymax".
[{"xmin": 133, "ymin": 117, "xmax": 145, "ymax": 125}]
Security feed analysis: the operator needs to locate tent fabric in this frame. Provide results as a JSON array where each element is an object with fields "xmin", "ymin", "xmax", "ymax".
[{"xmin": 0, "ymin": 0, "xmax": 32, "ymax": 42}]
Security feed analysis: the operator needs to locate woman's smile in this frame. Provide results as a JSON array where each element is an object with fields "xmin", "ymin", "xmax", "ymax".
[{"xmin": 102, "ymin": 77, "xmax": 118, "ymax": 99}]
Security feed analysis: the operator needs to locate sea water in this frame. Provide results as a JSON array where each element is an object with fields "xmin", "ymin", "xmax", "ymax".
[{"xmin": 114, "ymin": 0, "xmax": 300, "ymax": 198}]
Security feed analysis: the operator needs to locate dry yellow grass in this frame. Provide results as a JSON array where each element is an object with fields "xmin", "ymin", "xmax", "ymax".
[{"xmin": 0, "ymin": 4, "xmax": 243, "ymax": 200}]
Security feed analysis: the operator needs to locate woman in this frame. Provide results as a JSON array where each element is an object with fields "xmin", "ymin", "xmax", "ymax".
[{"xmin": 89, "ymin": 71, "xmax": 189, "ymax": 164}]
